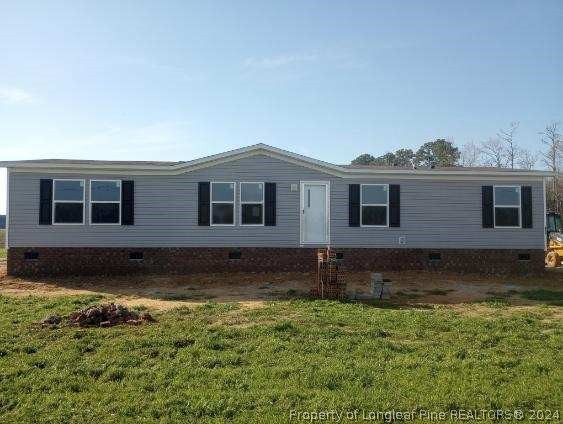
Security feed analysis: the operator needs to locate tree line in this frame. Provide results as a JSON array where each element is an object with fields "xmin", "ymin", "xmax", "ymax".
[
  {"xmin": 351, "ymin": 122, "xmax": 562, "ymax": 212},
  {"xmin": 352, "ymin": 139, "xmax": 461, "ymax": 168}
]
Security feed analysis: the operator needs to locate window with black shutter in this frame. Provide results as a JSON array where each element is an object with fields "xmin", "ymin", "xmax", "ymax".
[
  {"xmin": 210, "ymin": 182, "xmax": 235, "ymax": 225},
  {"xmin": 91, "ymin": 180, "xmax": 121, "ymax": 224},
  {"xmin": 389, "ymin": 185, "xmax": 400, "ymax": 227},
  {"xmin": 39, "ymin": 179, "xmax": 53, "ymax": 225},
  {"xmin": 198, "ymin": 182, "xmax": 211, "ymax": 226},
  {"xmin": 349, "ymin": 184, "xmax": 360, "ymax": 227},
  {"xmin": 360, "ymin": 184, "xmax": 388, "ymax": 226},
  {"xmin": 521, "ymin": 186, "xmax": 533, "ymax": 228},
  {"xmin": 493, "ymin": 186, "xmax": 521, "ymax": 227},
  {"xmin": 52, "ymin": 179, "xmax": 85, "ymax": 224},
  {"xmin": 482, "ymin": 186, "xmax": 494, "ymax": 228},
  {"xmin": 240, "ymin": 182, "xmax": 264, "ymax": 225},
  {"xmin": 264, "ymin": 182, "xmax": 276, "ymax": 226},
  {"xmin": 121, "ymin": 180, "xmax": 135, "ymax": 225}
]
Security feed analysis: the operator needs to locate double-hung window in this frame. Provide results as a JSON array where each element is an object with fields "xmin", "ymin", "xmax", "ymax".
[
  {"xmin": 53, "ymin": 179, "xmax": 85, "ymax": 224},
  {"xmin": 211, "ymin": 182, "xmax": 235, "ymax": 225},
  {"xmin": 91, "ymin": 180, "xmax": 121, "ymax": 224},
  {"xmin": 361, "ymin": 184, "xmax": 388, "ymax": 226},
  {"xmin": 494, "ymin": 186, "xmax": 521, "ymax": 228},
  {"xmin": 240, "ymin": 182, "xmax": 264, "ymax": 225}
]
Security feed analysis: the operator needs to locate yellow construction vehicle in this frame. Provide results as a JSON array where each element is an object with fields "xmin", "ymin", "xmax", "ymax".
[{"xmin": 546, "ymin": 212, "xmax": 563, "ymax": 267}]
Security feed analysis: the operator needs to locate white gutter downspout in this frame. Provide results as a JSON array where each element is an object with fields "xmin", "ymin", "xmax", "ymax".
[
  {"xmin": 543, "ymin": 177, "xmax": 547, "ymax": 251},
  {"xmin": 5, "ymin": 168, "xmax": 9, "ymax": 250}
]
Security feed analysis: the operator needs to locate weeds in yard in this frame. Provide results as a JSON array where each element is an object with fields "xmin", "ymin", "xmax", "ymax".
[
  {"xmin": 155, "ymin": 291, "xmax": 217, "ymax": 301},
  {"xmin": 486, "ymin": 290, "xmax": 518, "ymax": 298},
  {"xmin": 477, "ymin": 298, "xmax": 511, "ymax": 307},
  {"xmin": 0, "ymin": 295, "xmax": 560, "ymax": 422}
]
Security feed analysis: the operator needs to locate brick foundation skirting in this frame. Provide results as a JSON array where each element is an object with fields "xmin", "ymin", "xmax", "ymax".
[{"xmin": 7, "ymin": 247, "xmax": 545, "ymax": 277}]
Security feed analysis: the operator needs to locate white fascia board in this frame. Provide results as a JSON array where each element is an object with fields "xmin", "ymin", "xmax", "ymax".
[
  {"xmin": 6, "ymin": 165, "xmax": 549, "ymax": 182},
  {"xmin": 5, "ymin": 168, "xmax": 9, "ymax": 249},
  {"xmin": 0, "ymin": 162, "xmax": 168, "ymax": 171}
]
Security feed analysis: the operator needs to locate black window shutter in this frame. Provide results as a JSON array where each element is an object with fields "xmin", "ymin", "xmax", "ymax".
[
  {"xmin": 264, "ymin": 182, "xmax": 276, "ymax": 226},
  {"xmin": 389, "ymin": 184, "xmax": 400, "ymax": 227},
  {"xmin": 121, "ymin": 180, "xmax": 134, "ymax": 225},
  {"xmin": 39, "ymin": 179, "xmax": 53, "ymax": 225},
  {"xmin": 198, "ymin": 182, "xmax": 210, "ymax": 226},
  {"xmin": 521, "ymin": 186, "xmax": 533, "ymax": 228},
  {"xmin": 482, "ymin": 186, "xmax": 494, "ymax": 228},
  {"xmin": 349, "ymin": 184, "xmax": 360, "ymax": 227}
]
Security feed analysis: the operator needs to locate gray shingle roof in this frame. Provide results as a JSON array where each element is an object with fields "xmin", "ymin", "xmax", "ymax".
[
  {"xmin": 341, "ymin": 164, "xmax": 534, "ymax": 172},
  {"xmin": 6, "ymin": 159, "xmax": 182, "ymax": 166},
  {"xmin": 0, "ymin": 143, "xmax": 550, "ymax": 176}
]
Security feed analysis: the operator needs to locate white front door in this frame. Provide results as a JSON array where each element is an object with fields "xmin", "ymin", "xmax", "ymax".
[{"xmin": 301, "ymin": 182, "xmax": 329, "ymax": 244}]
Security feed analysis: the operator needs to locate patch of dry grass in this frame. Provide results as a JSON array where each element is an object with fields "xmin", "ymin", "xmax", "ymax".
[{"xmin": 1, "ymin": 270, "xmax": 562, "ymax": 311}]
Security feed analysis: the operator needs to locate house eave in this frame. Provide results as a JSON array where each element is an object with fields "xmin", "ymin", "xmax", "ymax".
[{"xmin": 0, "ymin": 143, "xmax": 553, "ymax": 180}]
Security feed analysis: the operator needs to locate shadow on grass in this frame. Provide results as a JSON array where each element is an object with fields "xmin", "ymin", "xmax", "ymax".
[
  {"xmin": 363, "ymin": 301, "xmax": 436, "ymax": 310},
  {"xmin": 520, "ymin": 289, "xmax": 563, "ymax": 306}
]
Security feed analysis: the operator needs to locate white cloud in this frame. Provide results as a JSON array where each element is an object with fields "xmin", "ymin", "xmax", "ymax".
[
  {"xmin": 241, "ymin": 51, "xmax": 367, "ymax": 76},
  {"xmin": 243, "ymin": 54, "xmax": 318, "ymax": 70},
  {"xmin": 0, "ymin": 87, "xmax": 34, "ymax": 104},
  {"xmin": 118, "ymin": 56, "xmax": 203, "ymax": 82},
  {"xmin": 78, "ymin": 121, "xmax": 191, "ymax": 154},
  {"xmin": 0, "ymin": 120, "xmax": 199, "ymax": 160}
]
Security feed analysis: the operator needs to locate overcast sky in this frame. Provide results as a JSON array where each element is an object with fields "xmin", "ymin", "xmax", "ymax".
[{"xmin": 1, "ymin": 0, "xmax": 563, "ymax": 214}]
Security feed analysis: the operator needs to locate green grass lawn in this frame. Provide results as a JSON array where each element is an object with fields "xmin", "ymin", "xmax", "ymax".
[{"xmin": 0, "ymin": 295, "xmax": 561, "ymax": 423}]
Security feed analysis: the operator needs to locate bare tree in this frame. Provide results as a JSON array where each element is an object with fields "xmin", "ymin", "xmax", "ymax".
[
  {"xmin": 516, "ymin": 148, "xmax": 538, "ymax": 170},
  {"xmin": 480, "ymin": 137, "xmax": 506, "ymax": 168},
  {"xmin": 545, "ymin": 178, "xmax": 561, "ymax": 214},
  {"xmin": 497, "ymin": 121, "xmax": 520, "ymax": 169},
  {"xmin": 540, "ymin": 122, "xmax": 562, "ymax": 212},
  {"xmin": 460, "ymin": 141, "xmax": 482, "ymax": 167},
  {"xmin": 540, "ymin": 122, "xmax": 562, "ymax": 172}
]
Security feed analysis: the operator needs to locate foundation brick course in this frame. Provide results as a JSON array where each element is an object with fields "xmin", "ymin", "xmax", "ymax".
[{"xmin": 7, "ymin": 247, "xmax": 545, "ymax": 277}]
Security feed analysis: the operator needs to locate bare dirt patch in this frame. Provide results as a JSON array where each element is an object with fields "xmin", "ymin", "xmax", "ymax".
[
  {"xmin": 0, "ymin": 267, "xmax": 561, "ymax": 311},
  {"xmin": 0, "ymin": 272, "xmax": 313, "ymax": 310}
]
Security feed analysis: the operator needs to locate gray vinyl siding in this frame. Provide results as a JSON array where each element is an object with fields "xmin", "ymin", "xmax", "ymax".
[
  {"xmin": 7, "ymin": 154, "xmax": 545, "ymax": 249},
  {"xmin": 331, "ymin": 180, "xmax": 544, "ymax": 248}
]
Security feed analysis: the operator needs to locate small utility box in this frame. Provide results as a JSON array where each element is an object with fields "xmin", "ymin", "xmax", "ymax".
[{"xmin": 371, "ymin": 273, "xmax": 392, "ymax": 300}]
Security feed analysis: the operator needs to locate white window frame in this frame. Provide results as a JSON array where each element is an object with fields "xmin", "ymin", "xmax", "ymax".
[
  {"xmin": 493, "ymin": 185, "xmax": 521, "ymax": 229},
  {"xmin": 52, "ymin": 179, "xmax": 85, "ymax": 225},
  {"xmin": 360, "ymin": 183, "xmax": 389, "ymax": 228},
  {"xmin": 90, "ymin": 180, "xmax": 122, "ymax": 226},
  {"xmin": 210, "ymin": 181, "xmax": 236, "ymax": 226},
  {"xmin": 239, "ymin": 182, "xmax": 265, "ymax": 226}
]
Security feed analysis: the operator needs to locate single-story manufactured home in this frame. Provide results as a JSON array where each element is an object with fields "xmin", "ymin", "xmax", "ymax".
[{"xmin": 0, "ymin": 144, "xmax": 551, "ymax": 276}]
